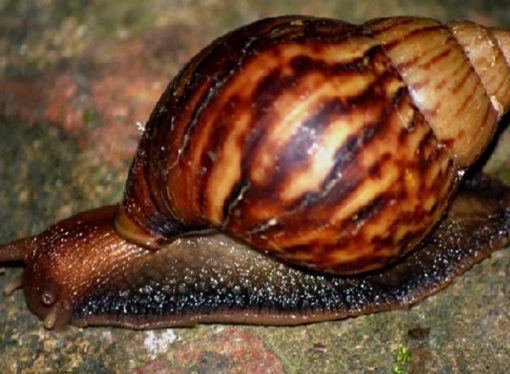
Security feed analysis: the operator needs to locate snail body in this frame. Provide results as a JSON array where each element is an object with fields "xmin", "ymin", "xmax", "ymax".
[{"xmin": 1, "ymin": 16, "xmax": 510, "ymax": 329}]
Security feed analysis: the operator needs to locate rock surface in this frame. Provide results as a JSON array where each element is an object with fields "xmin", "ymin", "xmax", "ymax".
[{"xmin": 1, "ymin": 1, "xmax": 509, "ymax": 372}]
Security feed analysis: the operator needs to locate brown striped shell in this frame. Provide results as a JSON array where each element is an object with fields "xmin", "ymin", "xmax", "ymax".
[{"xmin": 115, "ymin": 16, "xmax": 510, "ymax": 275}]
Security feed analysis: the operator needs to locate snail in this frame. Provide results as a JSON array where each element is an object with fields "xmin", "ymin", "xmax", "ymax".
[{"xmin": 1, "ymin": 15, "xmax": 510, "ymax": 330}]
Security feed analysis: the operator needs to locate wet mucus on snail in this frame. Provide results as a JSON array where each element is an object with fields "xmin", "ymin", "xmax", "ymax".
[{"xmin": 1, "ymin": 15, "xmax": 510, "ymax": 330}]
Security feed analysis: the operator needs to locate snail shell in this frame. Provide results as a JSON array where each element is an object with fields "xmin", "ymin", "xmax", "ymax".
[
  {"xmin": 0, "ymin": 15, "xmax": 509, "ymax": 329},
  {"xmin": 116, "ymin": 15, "xmax": 509, "ymax": 274}
]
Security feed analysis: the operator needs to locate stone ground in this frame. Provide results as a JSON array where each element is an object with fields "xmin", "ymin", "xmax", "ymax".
[{"xmin": 0, "ymin": 1, "xmax": 509, "ymax": 373}]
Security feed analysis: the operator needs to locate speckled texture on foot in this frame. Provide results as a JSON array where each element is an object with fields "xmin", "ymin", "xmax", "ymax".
[{"xmin": 1, "ymin": 1, "xmax": 510, "ymax": 373}]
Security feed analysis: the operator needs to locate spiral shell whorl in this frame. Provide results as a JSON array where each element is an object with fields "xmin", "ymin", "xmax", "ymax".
[
  {"xmin": 117, "ymin": 16, "xmax": 509, "ymax": 274},
  {"xmin": 366, "ymin": 17, "xmax": 510, "ymax": 167},
  {"xmin": 449, "ymin": 21, "xmax": 510, "ymax": 116}
]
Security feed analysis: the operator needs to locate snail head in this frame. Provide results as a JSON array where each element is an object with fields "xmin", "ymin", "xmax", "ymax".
[{"xmin": 0, "ymin": 205, "xmax": 135, "ymax": 330}]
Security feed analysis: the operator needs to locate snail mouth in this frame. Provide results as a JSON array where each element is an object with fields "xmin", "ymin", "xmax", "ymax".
[
  {"xmin": 1, "ymin": 273, "xmax": 70, "ymax": 329},
  {"xmin": 26, "ymin": 300, "xmax": 72, "ymax": 330},
  {"xmin": 41, "ymin": 303, "xmax": 72, "ymax": 330},
  {"xmin": 21, "ymin": 276, "xmax": 70, "ymax": 330}
]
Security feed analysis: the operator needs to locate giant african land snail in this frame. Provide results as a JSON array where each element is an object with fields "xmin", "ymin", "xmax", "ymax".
[{"xmin": 1, "ymin": 15, "xmax": 510, "ymax": 330}]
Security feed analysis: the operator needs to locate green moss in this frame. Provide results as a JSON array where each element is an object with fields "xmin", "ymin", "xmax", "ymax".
[
  {"xmin": 394, "ymin": 346, "xmax": 411, "ymax": 364},
  {"xmin": 391, "ymin": 345, "xmax": 411, "ymax": 374}
]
